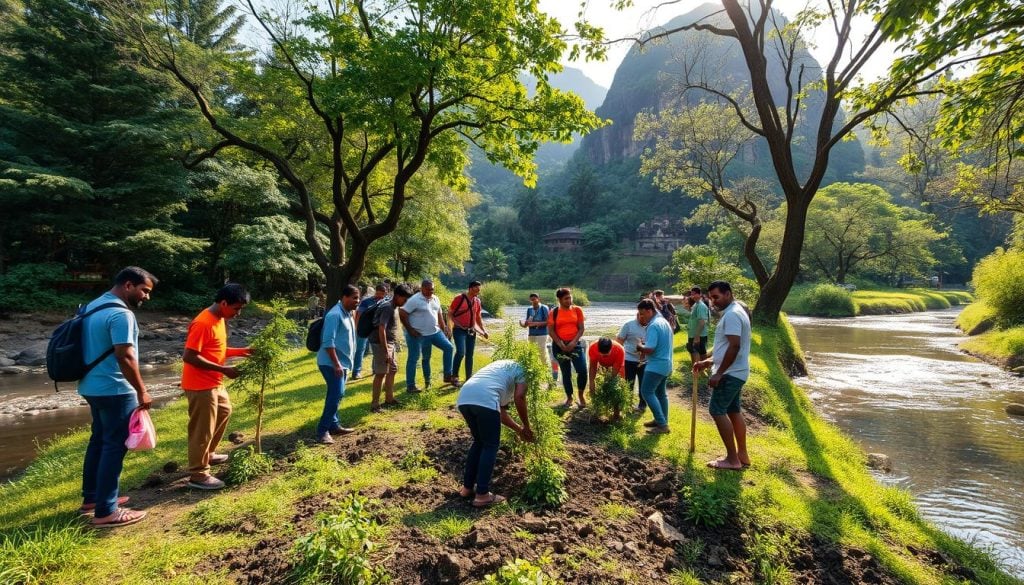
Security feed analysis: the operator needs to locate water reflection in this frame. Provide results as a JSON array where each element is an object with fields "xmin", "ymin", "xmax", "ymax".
[{"xmin": 791, "ymin": 308, "xmax": 1024, "ymax": 576}]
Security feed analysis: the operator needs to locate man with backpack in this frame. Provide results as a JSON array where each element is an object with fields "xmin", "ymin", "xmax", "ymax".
[
  {"xmin": 368, "ymin": 284, "xmax": 413, "ymax": 411},
  {"xmin": 77, "ymin": 266, "xmax": 157, "ymax": 527},
  {"xmin": 315, "ymin": 284, "xmax": 361, "ymax": 444},
  {"xmin": 449, "ymin": 280, "xmax": 489, "ymax": 384},
  {"xmin": 352, "ymin": 283, "xmax": 388, "ymax": 380}
]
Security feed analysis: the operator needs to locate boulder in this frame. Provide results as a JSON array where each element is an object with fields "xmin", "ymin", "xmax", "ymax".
[
  {"xmin": 0, "ymin": 357, "xmax": 14, "ymax": 367},
  {"xmin": 0, "ymin": 366, "xmax": 30, "ymax": 375},
  {"xmin": 15, "ymin": 343, "xmax": 48, "ymax": 366},
  {"xmin": 646, "ymin": 511, "xmax": 685, "ymax": 545},
  {"xmin": 1006, "ymin": 404, "xmax": 1024, "ymax": 417},
  {"xmin": 866, "ymin": 453, "xmax": 892, "ymax": 472}
]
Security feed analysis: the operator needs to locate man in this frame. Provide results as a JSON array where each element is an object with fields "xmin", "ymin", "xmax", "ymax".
[
  {"xmin": 181, "ymin": 283, "xmax": 252, "ymax": 490},
  {"xmin": 693, "ymin": 280, "xmax": 752, "ymax": 470},
  {"xmin": 352, "ymin": 283, "xmax": 388, "ymax": 380},
  {"xmin": 369, "ymin": 284, "xmax": 413, "ymax": 412},
  {"xmin": 636, "ymin": 298, "xmax": 674, "ymax": 434},
  {"xmin": 587, "ymin": 337, "xmax": 626, "ymax": 420},
  {"xmin": 455, "ymin": 359, "xmax": 535, "ymax": 507},
  {"xmin": 653, "ymin": 290, "xmax": 679, "ymax": 331},
  {"xmin": 519, "ymin": 293, "xmax": 555, "ymax": 380},
  {"xmin": 687, "ymin": 286, "xmax": 710, "ymax": 363},
  {"xmin": 450, "ymin": 280, "xmax": 489, "ymax": 383},
  {"xmin": 399, "ymin": 279, "xmax": 456, "ymax": 391},
  {"xmin": 315, "ymin": 284, "xmax": 361, "ymax": 444},
  {"xmin": 78, "ymin": 266, "xmax": 156, "ymax": 528},
  {"xmin": 616, "ymin": 313, "xmax": 648, "ymax": 413}
]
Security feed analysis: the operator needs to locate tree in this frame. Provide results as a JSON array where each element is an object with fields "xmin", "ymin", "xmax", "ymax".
[
  {"xmin": 662, "ymin": 244, "xmax": 758, "ymax": 302},
  {"xmin": 580, "ymin": 223, "xmax": 615, "ymax": 263},
  {"xmin": 165, "ymin": 0, "xmax": 245, "ymax": 51},
  {"xmin": 476, "ymin": 248, "xmax": 510, "ymax": 282},
  {"xmin": 104, "ymin": 0, "xmax": 603, "ymax": 305},
  {"xmin": 220, "ymin": 215, "xmax": 321, "ymax": 294}
]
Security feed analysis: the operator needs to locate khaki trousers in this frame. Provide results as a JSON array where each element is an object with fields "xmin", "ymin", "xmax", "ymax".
[
  {"xmin": 186, "ymin": 387, "xmax": 232, "ymax": 478},
  {"xmin": 528, "ymin": 335, "xmax": 550, "ymax": 369}
]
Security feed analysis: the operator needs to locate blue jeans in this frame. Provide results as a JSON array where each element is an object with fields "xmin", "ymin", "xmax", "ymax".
[
  {"xmin": 554, "ymin": 345, "xmax": 588, "ymax": 399},
  {"xmin": 404, "ymin": 329, "xmax": 422, "ymax": 390},
  {"xmin": 419, "ymin": 330, "xmax": 454, "ymax": 384},
  {"xmin": 353, "ymin": 336, "xmax": 369, "ymax": 376},
  {"xmin": 640, "ymin": 371, "xmax": 670, "ymax": 426},
  {"xmin": 317, "ymin": 365, "xmax": 347, "ymax": 434},
  {"xmin": 82, "ymin": 393, "xmax": 138, "ymax": 517},
  {"xmin": 452, "ymin": 328, "xmax": 477, "ymax": 379},
  {"xmin": 458, "ymin": 404, "xmax": 501, "ymax": 494}
]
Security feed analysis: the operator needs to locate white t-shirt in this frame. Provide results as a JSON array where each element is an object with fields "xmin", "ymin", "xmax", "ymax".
[
  {"xmin": 712, "ymin": 301, "xmax": 752, "ymax": 381},
  {"xmin": 402, "ymin": 292, "xmax": 441, "ymax": 336},
  {"xmin": 616, "ymin": 319, "xmax": 648, "ymax": 363},
  {"xmin": 456, "ymin": 360, "xmax": 525, "ymax": 411}
]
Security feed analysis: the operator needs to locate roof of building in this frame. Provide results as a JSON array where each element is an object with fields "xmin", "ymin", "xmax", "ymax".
[{"xmin": 542, "ymin": 227, "xmax": 583, "ymax": 240}]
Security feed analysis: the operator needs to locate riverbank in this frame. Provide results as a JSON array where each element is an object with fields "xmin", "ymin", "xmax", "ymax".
[
  {"xmin": 783, "ymin": 285, "xmax": 973, "ymax": 318},
  {"xmin": 2, "ymin": 320, "xmax": 1015, "ymax": 584},
  {"xmin": 955, "ymin": 302, "xmax": 1024, "ymax": 370}
]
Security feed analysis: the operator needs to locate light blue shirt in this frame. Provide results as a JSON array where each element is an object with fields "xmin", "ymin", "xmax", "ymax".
[
  {"xmin": 456, "ymin": 360, "xmax": 525, "ymax": 412},
  {"xmin": 317, "ymin": 303, "xmax": 355, "ymax": 369},
  {"xmin": 78, "ymin": 292, "xmax": 138, "ymax": 397},
  {"xmin": 616, "ymin": 319, "xmax": 648, "ymax": 363},
  {"xmin": 712, "ymin": 301, "xmax": 752, "ymax": 381},
  {"xmin": 643, "ymin": 314, "xmax": 674, "ymax": 377}
]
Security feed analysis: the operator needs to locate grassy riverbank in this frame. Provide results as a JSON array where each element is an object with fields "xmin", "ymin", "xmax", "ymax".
[
  {"xmin": 0, "ymin": 324, "xmax": 1016, "ymax": 584},
  {"xmin": 956, "ymin": 301, "xmax": 1024, "ymax": 369},
  {"xmin": 783, "ymin": 284, "xmax": 973, "ymax": 317}
]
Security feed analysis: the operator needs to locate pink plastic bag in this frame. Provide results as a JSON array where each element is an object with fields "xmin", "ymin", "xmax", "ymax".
[{"xmin": 125, "ymin": 407, "xmax": 157, "ymax": 451}]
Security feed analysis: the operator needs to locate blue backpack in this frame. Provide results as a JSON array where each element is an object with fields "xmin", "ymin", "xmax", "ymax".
[{"xmin": 46, "ymin": 302, "xmax": 123, "ymax": 389}]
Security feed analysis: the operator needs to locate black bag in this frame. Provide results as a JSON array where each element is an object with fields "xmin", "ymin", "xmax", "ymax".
[
  {"xmin": 306, "ymin": 317, "xmax": 324, "ymax": 352},
  {"xmin": 46, "ymin": 302, "xmax": 123, "ymax": 388},
  {"xmin": 356, "ymin": 300, "xmax": 384, "ymax": 339}
]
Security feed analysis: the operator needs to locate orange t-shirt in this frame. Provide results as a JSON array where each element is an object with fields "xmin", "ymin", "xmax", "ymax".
[
  {"xmin": 588, "ymin": 341, "xmax": 625, "ymax": 377},
  {"xmin": 181, "ymin": 308, "xmax": 227, "ymax": 391},
  {"xmin": 548, "ymin": 305, "xmax": 585, "ymax": 342}
]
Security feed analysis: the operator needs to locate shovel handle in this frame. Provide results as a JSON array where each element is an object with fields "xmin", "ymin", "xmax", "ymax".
[{"xmin": 689, "ymin": 369, "xmax": 699, "ymax": 453}]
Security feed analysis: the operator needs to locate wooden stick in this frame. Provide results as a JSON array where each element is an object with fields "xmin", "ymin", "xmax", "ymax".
[{"xmin": 689, "ymin": 369, "xmax": 699, "ymax": 453}]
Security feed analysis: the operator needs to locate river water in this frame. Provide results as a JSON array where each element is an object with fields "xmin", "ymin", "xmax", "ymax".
[{"xmin": 789, "ymin": 308, "xmax": 1024, "ymax": 577}]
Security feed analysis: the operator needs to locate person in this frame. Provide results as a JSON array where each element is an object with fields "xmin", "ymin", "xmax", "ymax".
[
  {"xmin": 616, "ymin": 312, "xmax": 648, "ymax": 413},
  {"xmin": 687, "ymin": 286, "xmax": 710, "ymax": 364},
  {"xmin": 587, "ymin": 337, "xmax": 627, "ymax": 420},
  {"xmin": 181, "ymin": 283, "xmax": 252, "ymax": 490},
  {"xmin": 548, "ymin": 287, "xmax": 587, "ymax": 407},
  {"xmin": 307, "ymin": 292, "xmax": 320, "ymax": 321},
  {"xmin": 78, "ymin": 266, "xmax": 157, "ymax": 527},
  {"xmin": 693, "ymin": 280, "xmax": 752, "ymax": 470},
  {"xmin": 653, "ymin": 290, "xmax": 679, "ymax": 331},
  {"xmin": 455, "ymin": 359, "xmax": 535, "ymax": 507},
  {"xmin": 352, "ymin": 283, "xmax": 388, "ymax": 380},
  {"xmin": 369, "ymin": 284, "xmax": 413, "ymax": 412},
  {"xmin": 519, "ymin": 293, "xmax": 555, "ymax": 381},
  {"xmin": 314, "ymin": 284, "xmax": 361, "ymax": 444},
  {"xmin": 636, "ymin": 298, "xmax": 674, "ymax": 434},
  {"xmin": 449, "ymin": 280, "xmax": 489, "ymax": 383},
  {"xmin": 399, "ymin": 279, "xmax": 456, "ymax": 391}
]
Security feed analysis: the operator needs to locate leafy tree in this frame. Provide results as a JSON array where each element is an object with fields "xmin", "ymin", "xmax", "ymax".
[
  {"xmin": 662, "ymin": 244, "xmax": 758, "ymax": 302},
  {"xmin": 220, "ymin": 216, "xmax": 321, "ymax": 294},
  {"xmin": 105, "ymin": 0, "xmax": 603, "ymax": 305},
  {"xmin": 580, "ymin": 223, "xmax": 615, "ymax": 263},
  {"xmin": 476, "ymin": 248, "xmax": 510, "ymax": 282}
]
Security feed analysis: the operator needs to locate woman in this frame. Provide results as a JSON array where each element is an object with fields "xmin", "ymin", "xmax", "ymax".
[{"xmin": 548, "ymin": 287, "xmax": 588, "ymax": 407}]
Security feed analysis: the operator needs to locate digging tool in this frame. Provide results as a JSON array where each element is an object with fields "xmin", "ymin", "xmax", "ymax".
[{"xmin": 689, "ymin": 369, "xmax": 699, "ymax": 453}]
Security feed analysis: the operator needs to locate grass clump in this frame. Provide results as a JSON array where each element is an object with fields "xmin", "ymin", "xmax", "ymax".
[
  {"xmin": 401, "ymin": 510, "xmax": 473, "ymax": 542},
  {"xmin": 291, "ymin": 495, "xmax": 390, "ymax": 585},
  {"xmin": 0, "ymin": 522, "xmax": 91, "ymax": 585},
  {"xmin": 973, "ymin": 248, "xmax": 1024, "ymax": 326},
  {"xmin": 748, "ymin": 531, "xmax": 795, "ymax": 585},
  {"xmin": 591, "ymin": 372, "xmax": 631, "ymax": 420},
  {"xmin": 483, "ymin": 557, "xmax": 560, "ymax": 584},
  {"xmin": 479, "ymin": 281, "xmax": 516, "ymax": 316},
  {"xmin": 224, "ymin": 446, "xmax": 274, "ymax": 486},
  {"xmin": 956, "ymin": 301, "xmax": 997, "ymax": 335},
  {"xmin": 801, "ymin": 284, "xmax": 856, "ymax": 317},
  {"xmin": 597, "ymin": 502, "xmax": 636, "ymax": 522},
  {"xmin": 682, "ymin": 484, "xmax": 732, "ymax": 528}
]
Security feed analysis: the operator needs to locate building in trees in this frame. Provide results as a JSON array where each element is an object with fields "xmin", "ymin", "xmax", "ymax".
[
  {"xmin": 542, "ymin": 227, "xmax": 583, "ymax": 252},
  {"xmin": 634, "ymin": 219, "xmax": 685, "ymax": 252}
]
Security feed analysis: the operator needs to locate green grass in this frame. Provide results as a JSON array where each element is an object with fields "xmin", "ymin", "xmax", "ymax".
[
  {"xmin": 957, "ymin": 301, "xmax": 998, "ymax": 335},
  {"xmin": 784, "ymin": 285, "xmax": 973, "ymax": 317},
  {"xmin": 401, "ymin": 509, "xmax": 474, "ymax": 542},
  {"xmin": 960, "ymin": 326, "xmax": 1024, "ymax": 368}
]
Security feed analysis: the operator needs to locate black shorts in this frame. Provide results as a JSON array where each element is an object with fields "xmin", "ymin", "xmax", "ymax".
[{"xmin": 686, "ymin": 336, "xmax": 708, "ymax": 355}]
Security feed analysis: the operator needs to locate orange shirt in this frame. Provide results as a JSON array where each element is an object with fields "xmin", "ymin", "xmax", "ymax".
[
  {"xmin": 588, "ymin": 341, "xmax": 625, "ymax": 377},
  {"xmin": 181, "ymin": 308, "xmax": 228, "ymax": 391},
  {"xmin": 548, "ymin": 305, "xmax": 585, "ymax": 342}
]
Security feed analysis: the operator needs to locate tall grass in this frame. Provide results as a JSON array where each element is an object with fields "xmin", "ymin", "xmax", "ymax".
[{"xmin": 479, "ymin": 281, "xmax": 516, "ymax": 316}]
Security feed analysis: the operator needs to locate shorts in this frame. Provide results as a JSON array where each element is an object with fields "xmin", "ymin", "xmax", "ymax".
[
  {"xmin": 370, "ymin": 341, "xmax": 398, "ymax": 375},
  {"xmin": 686, "ymin": 336, "xmax": 708, "ymax": 355},
  {"xmin": 709, "ymin": 374, "xmax": 745, "ymax": 416}
]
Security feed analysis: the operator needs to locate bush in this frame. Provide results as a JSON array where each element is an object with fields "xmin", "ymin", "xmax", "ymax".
[
  {"xmin": 523, "ymin": 457, "xmax": 568, "ymax": 507},
  {"xmin": 682, "ymin": 484, "xmax": 731, "ymax": 528},
  {"xmin": 591, "ymin": 373, "xmax": 631, "ymax": 420},
  {"xmin": 0, "ymin": 263, "xmax": 82, "ymax": 313},
  {"xmin": 224, "ymin": 446, "xmax": 274, "ymax": 486},
  {"xmin": 570, "ymin": 288, "xmax": 590, "ymax": 306},
  {"xmin": 483, "ymin": 558, "xmax": 561, "ymax": 585},
  {"xmin": 291, "ymin": 495, "xmax": 389, "ymax": 585},
  {"xmin": 479, "ymin": 281, "xmax": 516, "ymax": 317},
  {"xmin": 972, "ymin": 248, "xmax": 1024, "ymax": 326},
  {"xmin": 790, "ymin": 284, "xmax": 856, "ymax": 317}
]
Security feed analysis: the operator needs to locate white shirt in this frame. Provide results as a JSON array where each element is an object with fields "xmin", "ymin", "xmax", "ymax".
[
  {"xmin": 616, "ymin": 319, "xmax": 648, "ymax": 363},
  {"xmin": 712, "ymin": 301, "xmax": 752, "ymax": 381},
  {"xmin": 456, "ymin": 360, "xmax": 525, "ymax": 411},
  {"xmin": 402, "ymin": 292, "xmax": 441, "ymax": 336}
]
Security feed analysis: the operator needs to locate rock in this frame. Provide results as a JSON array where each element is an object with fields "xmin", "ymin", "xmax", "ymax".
[
  {"xmin": 0, "ymin": 366, "xmax": 30, "ymax": 375},
  {"xmin": 522, "ymin": 514, "xmax": 548, "ymax": 533},
  {"xmin": 552, "ymin": 540, "xmax": 569, "ymax": 554},
  {"xmin": 1012, "ymin": 366, "xmax": 1024, "ymax": 374},
  {"xmin": 576, "ymin": 523, "xmax": 595, "ymax": 538},
  {"xmin": 645, "ymin": 473, "xmax": 674, "ymax": 494},
  {"xmin": 465, "ymin": 527, "xmax": 496, "ymax": 548},
  {"xmin": 866, "ymin": 453, "xmax": 892, "ymax": 472},
  {"xmin": 162, "ymin": 461, "xmax": 180, "ymax": 473},
  {"xmin": 0, "ymin": 357, "xmax": 14, "ymax": 367},
  {"xmin": 647, "ymin": 511, "xmax": 685, "ymax": 546},
  {"xmin": 14, "ymin": 343, "xmax": 48, "ymax": 366},
  {"xmin": 610, "ymin": 540, "xmax": 624, "ymax": 553},
  {"xmin": 707, "ymin": 545, "xmax": 726, "ymax": 567},
  {"xmin": 1007, "ymin": 404, "xmax": 1024, "ymax": 417},
  {"xmin": 623, "ymin": 541, "xmax": 639, "ymax": 557},
  {"xmin": 436, "ymin": 552, "xmax": 469, "ymax": 583},
  {"xmin": 228, "ymin": 431, "xmax": 245, "ymax": 444}
]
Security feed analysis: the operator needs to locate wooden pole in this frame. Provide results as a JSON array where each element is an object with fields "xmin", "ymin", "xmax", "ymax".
[{"xmin": 689, "ymin": 370, "xmax": 699, "ymax": 453}]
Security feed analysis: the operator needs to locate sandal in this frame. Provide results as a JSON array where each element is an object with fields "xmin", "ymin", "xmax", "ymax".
[
  {"xmin": 91, "ymin": 507, "xmax": 147, "ymax": 528},
  {"xmin": 472, "ymin": 493, "xmax": 506, "ymax": 508},
  {"xmin": 458, "ymin": 487, "xmax": 474, "ymax": 498},
  {"xmin": 80, "ymin": 496, "xmax": 129, "ymax": 514},
  {"xmin": 370, "ymin": 404, "xmax": 382, "ymax": 413}
]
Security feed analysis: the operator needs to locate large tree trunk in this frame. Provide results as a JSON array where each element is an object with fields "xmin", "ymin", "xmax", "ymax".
[{"xmin": 753, "ymin": 201, "xmax": 808, "ymax": 324}]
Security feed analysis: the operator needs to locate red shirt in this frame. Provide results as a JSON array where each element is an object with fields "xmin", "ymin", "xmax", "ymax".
[
  {"xmin": 449, "ymin": 293, "xmax": 481, "ymax": 330},
  {"xmin": 588, "ymin": 341, "xmax": 625, "ymax": 377}
]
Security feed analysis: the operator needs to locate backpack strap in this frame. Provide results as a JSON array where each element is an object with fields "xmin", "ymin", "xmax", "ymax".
[{"xmin": 81, "ymin": 302, "xmax": 128, "ymax": 378}]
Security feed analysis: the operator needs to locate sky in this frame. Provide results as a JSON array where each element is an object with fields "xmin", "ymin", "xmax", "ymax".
[{"xmin": 536, "ymin": 0, "xmax": 893, "ymax": 89}]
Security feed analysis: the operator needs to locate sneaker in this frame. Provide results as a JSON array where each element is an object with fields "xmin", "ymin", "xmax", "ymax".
[
  {"xmin": 646, "ymin": 424, "xmax": 670, "ymax": 434},
  {"xmin": 329, "ymin": 426, "xmax": 355, "ymax": 436},
  {"xmin": 187, "ymin": 475, "xmax": 225, "ymax": 490},
  {"xmin": 351, "ymin": 372, "xmax": 361, "ymax": 380},
  {"xmin": 407, "ymin": 386, "xmax": 423, "ymax": 394},
  {"xmin": 316, "ymin": 431, "xmax": 335, "ymax": 445},
  {"xmin": 643, "ymin": 420, "xmax": 659, "ymax": 428},
  {"xmin": 208, "ymin": 453, "xmax": 229, "ymax": 465}
]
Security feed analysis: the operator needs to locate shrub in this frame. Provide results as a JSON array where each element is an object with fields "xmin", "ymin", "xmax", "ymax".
[
  {"xmin": 972, "ymin": 248, "xmax": 1024, "ymax": 326},
  {"xmin": 479, "ymin": 281, "xmax": 516, "ymax": 317},
  {"xmin": 523, "ymin": 457, "xmax": 568, "ymax": 506},
  {"xmin": 291, "ymin": 495, "xmax": 389, "ymax": 585},
  {"xmin": 0, "ymin": 263, "xmax": 81, "ymax": 313},
  {"xmin": 570, "ymin": 288, "xmax": 590, "ymax": 306},
  {"xmin": 591, "ymin": 372, "xmax": 631, "ymax": 420},
  {"xmin": 483, "ymin": 558, "xmax": 561, "ymax": 585},
  {"xmin": 224, "ymin": 446, "xmax": 274, "ymax": 486},
  {"xmin": 682, "ymin": 484, "xmax": 731, "ymax": 528},
  {"xmin": 803, "ymin": 284, "xmax": 856, "ymax": 317}
]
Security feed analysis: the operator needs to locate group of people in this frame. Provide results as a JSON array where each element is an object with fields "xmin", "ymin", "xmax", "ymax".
[{"xmin": 74, "ymin": 266, "xmax": 752, "ymax": 526}]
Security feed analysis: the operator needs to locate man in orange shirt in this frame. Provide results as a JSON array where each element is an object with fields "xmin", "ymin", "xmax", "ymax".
[
  {"xmin": 588, "ymin": 337, "xmax": 626, "ymax": 420},
  {"xmin": 181, "ymin": 283, "xmax": 252, "ymax": 490}
]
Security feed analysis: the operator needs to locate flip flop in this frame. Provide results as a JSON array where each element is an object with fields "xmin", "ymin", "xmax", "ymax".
[
  {"xmin": 91, "ymin": 508, "xmax": 147, "ymax": 528},
  {"xmin": 706, "ymin": 459, "xmax": 743, "ymax": 471},
  {"xmin": 80, "ymin": 496, "xmax": 129, "ymax": 514},
  {"xmin": 472, "ymin": 493, "xmax": 506, "ymax": 508}
]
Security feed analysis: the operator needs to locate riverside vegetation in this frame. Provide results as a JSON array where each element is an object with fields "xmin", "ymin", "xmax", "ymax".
[
  {"xmin": 783, "ymin": 284, "xmax": 973, "ymax": 318},
  {"xmin": 957, "ymin": 248, "xmax": 1024, "ymax": 369},
  {"xmin": 0, "ymin": 319, "xmax": 1017, "ymax": 584}
]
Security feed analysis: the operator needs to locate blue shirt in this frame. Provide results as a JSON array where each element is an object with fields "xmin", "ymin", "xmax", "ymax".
[
  {"xmin": 78, "ymin": 292, "xmax": 138, "ymax": 397},
  {"xmin": 317, "ymin": 303, "xmax": 356, "ymax": 369},
  {"xmin": 456, "ymin": 360, "xmax": 525, "ymax": 411},
  {"xmin": 356, "ymin": 296, "xmax": 379, "ymax": 315},
  {"xmin": 525, "ymin": 304, "xmax": 549, "ymax": 336},
  {"xmin": 643, "ymin": 314, "xmax": 675, "ymax": 377}
]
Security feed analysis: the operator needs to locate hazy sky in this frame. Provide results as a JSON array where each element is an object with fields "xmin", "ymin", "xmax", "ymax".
[{"xmin": 537, "ymin": 0, "xmax": 893, "ymax": 89}]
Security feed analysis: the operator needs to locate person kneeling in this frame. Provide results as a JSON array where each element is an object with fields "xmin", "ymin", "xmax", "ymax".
[{"xmin": 455, "ymin": 359, "xmax": 535, "ymax": 507}]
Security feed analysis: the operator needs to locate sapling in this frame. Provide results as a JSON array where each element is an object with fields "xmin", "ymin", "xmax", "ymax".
[
  {"xmin": 231, "ymin": 300, "xmax": 298, "ymax": 453},
  {"xmin": 591, "ymin": 372, "xmax": 631, "ymax": 421}
]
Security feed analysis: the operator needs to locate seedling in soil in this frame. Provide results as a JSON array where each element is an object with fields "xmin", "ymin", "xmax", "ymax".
[
  {"xmin": 483, "ymin": 557, "xmax": 561, "ymax": 585},
  {"xmin": 224, "ymin": 445, "xmax": 273, "ymax": 486},
  {"xmin": 591, "ymin": 372, "xmax": 632, "ymax": 421},
  {"xmin": 291, "ymin": 494, "xmax": 389, "ymax": 584}
]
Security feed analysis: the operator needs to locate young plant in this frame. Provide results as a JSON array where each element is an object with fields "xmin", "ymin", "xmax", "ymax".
[
  {"xmin": 231, "ymin": 299, "xmax": 298, "ymax": 453},
  {"xmin": 682, "ymin": 484, "xmax": 731, "ymax": 528},
  {"xmin": 291, "ymin": 495, "xmax": 389, "ymax": 585},
  {"xmin": 223, "ymin": 446, "xmax": 273, "ymax": 486},
  {"xmin": 591, "ymin": 372, "xmax": 631, "ymax": 420},
  {"xmin": 483, "ymin": 557, "xmax": 561, "ymax": 585}
]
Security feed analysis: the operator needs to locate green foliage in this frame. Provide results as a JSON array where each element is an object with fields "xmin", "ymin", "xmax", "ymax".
[
  {"xmin": 580, "ymin": 223, "xmax": 616, "ymax": 264},
  {"xmin": 223, "ymin": 446, "xmax": 273, "ymax": 486},
  {"xmin": 290, "ymin": 495, "xmax": 390, "ymax": 585},
  {"xmin": 523, "ymin": 456, "xmax": 568, "ymax": 507},
  {"xmin": 956, "ymin": 301, "xmax": 997, "ymax": 335},
  {"xmin": 401, "ymin": 510, "xmax": 473, "ymax": 542},
  {"xmin": 477, "ymin": 248, "xmax": 511, "ymax": 282},
  {"xmin": 748, "ymin": 531, "xmax": 795, "ymax": 585},
  {"xmin": 591, "ymin": 372, "xmax": 631, "ymax": 420},
  {"xmin": 0, "ymin": 263, "xmax": 78, "ymax": 312},
  {"xmin": 570, "ymin": 288, "xmax": 590, "ymax": 307},
  {"xmin": 682, "ymin": 484, "xmax": 731, "ymax": 528},
  {"xmin": 972, "ymin": 248, "xmax": 1024, "ymax": 326},
  {"xmin": 791, "ymin": 284, "xmax": 857, "ymax": 318},
  {"xmin": 482, "ymin": 557, "xmax": 561, "ymax": 585},
  {"xmin": 479, "ymin": 281, "xmax": 515, "ymax": 317},
  {"xmin": 396, "ymin": 448, "xmax": 432, "ymax": 472},
  {"xmin": 0, "ymin": 522, "xmax": 91, "ymax": 585},
  {"xmin": 663, "ymin": 245, "xmax": 758, "ymax": 303},
  {"xmin": 221, "ymin": 216, "xmax": 320, "ymax": 295}
]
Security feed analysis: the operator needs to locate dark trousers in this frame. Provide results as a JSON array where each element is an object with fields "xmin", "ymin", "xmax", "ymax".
[
  {"xmin": 452, "ymin": 328, "xmax": 477, "ymax": 379},
  {"xmin": 625, "ymin": 360, "xmax": 647, "ymax": 409},
  {"xmin": 458, "ymin": 404, "xmax": 501, "ymax": 495},
  {"xmin": 82, "ymin": 393, "xmax": 138, "ymax": 517},
  {"xmin": 555, "ymin": 346, "xmax": 588, "ymax": 399}
]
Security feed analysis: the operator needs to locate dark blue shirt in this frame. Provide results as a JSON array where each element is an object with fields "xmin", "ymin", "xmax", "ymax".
[{"xmin": 525, "ymin": 304, "xmax": 549, "ymax": 336}]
